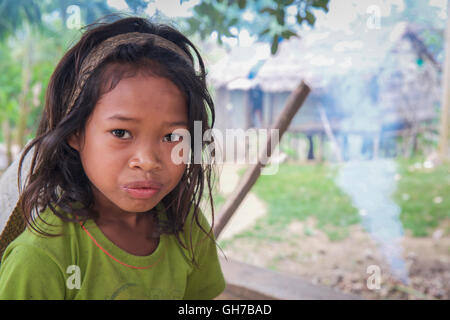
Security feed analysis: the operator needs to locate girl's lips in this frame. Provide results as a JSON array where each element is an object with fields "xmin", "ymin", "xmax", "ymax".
[
  {"xmin": 122, "ymin": 186, "xmax": 160, "ymax": 199},
  {"xmin": 123, "ymin": 180, "xmax": 163, "ymax": 189}
]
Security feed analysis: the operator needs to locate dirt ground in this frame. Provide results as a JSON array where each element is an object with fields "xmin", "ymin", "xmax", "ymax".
[{"xmin": 220, "ymin": 217, "xmax": 450, "ymax": 300}]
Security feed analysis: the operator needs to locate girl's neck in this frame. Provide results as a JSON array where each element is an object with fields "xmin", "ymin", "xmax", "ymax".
[
  {"xmin": 90, "ymin": 185, "xmax": 156, "ymax": 230},
  {"xmin": 92, "ymin": 204, "xmax": 161, "ymax": 256},
  {"xmin": 92, "ymin": 200, "xmax": 157, "ymax": 232},
  {"xmin": 96, "ymin": 211, "xmax": 150, "ymax": 229}
]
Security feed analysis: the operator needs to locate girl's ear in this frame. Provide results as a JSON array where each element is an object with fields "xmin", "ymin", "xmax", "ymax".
[{"xmin": 67, "ymin": 131, "xmax": 81, "ymax": 151}]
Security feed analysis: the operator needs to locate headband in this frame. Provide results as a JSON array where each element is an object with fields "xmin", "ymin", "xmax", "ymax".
[{"xmin": 65, "ymin": 32, "xmax": 193, "ymax": 116}]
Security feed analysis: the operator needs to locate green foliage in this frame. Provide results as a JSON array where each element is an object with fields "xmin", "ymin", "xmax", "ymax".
[
  {"xmin": 0, "ymin": 0, "xmax": 42, "ymax": 39},
  {"xmin": 185, "ymin": 0, "xmax": 329, "ymax": 54},
  {"xmin": 0, "ymin": 0, "xmax": 116, "ymax": 146},
  {"xmin": 0, "ymin": 41, "xmax": 22, "ymax": 127}
]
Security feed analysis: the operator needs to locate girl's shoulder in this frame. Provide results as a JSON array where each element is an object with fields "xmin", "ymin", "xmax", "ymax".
[
  {"xmin": 166, "ymin": 203, "xmax": 213, "ymax": 244},
  {"xmin": 171, "ymin": 205, "xmax": 217, "ymax": 262},
  {"xmin": 3, "ymin": 203, "xmax": 84, "ymax": 265},
  {"xmin": 0, "ymin": 204, "xmax": 83, "ymax": 299}
]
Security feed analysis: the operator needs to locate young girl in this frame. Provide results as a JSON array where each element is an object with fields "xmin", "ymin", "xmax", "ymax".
[{"xmin": 0, "ymin": 16, "xmax": 225, "ymax": 300}]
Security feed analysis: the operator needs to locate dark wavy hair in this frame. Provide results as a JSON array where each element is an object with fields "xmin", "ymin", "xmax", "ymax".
[{"xmin": 16, "ymin": 15, "xmax": 217, "ymax": 262}]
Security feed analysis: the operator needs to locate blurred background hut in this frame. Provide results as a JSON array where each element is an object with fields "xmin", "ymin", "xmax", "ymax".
[{"xmin": 209, "ymin": 22, "xmax": 442, "ymax": 163}]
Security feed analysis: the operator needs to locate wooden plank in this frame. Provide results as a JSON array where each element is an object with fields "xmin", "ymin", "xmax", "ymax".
[{"xmin": 218, "ymin": 257, "xmax": 363, "ymax": 300}]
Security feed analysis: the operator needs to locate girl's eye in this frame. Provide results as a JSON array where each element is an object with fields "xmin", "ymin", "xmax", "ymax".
[
  {"xmin": 163, "ymin": 133, "xmax": 183, "ymax": 143},
  {"xmin": 111, "ymin": 129, "xmax": 131, "ymax": 139}
]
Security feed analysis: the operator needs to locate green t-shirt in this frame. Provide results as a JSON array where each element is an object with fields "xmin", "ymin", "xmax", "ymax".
[{"xmin": 0, "ymin": 202, "xmax": 225, "ymax": 300}]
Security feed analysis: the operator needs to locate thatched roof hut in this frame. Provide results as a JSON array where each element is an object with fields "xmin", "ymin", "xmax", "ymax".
[{"xmin": 208, "ymin": 22, "xmax": 442, "ymax": 160}]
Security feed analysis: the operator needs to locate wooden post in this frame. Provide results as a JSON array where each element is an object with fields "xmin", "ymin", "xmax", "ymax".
[
  {"xmin": 317, "ymin": 132, "xmax": 324, "ymax": 162},
  {"xmin": 213, "ymin": 81, "xmax": 311, "ymax": 238},
  {"xmin": 318, "ymin": 105, "xmax": 343, "ymax": 163},
  {"xmin": 245, "ymin": 90, "xmax": 252, "ymax": 129},
  {"xmin": 439, "ymin": 0, "xmax": 450, "ymax": 161},
  {"xmin": 373, "ymin": 133, "xmax": 380, "ymax": 160},
  {"xmin": 269, "ymin": 93, "xmax": 274, "ymax": 125},
  {"xmin": 307, "ymin": 134, "xmax": 315, "ymax": 160}
]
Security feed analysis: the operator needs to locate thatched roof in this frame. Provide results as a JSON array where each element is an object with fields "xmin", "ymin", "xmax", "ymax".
[{"xmin": 208, "ymin": 43, "xmax": 269, "ymax": 90}]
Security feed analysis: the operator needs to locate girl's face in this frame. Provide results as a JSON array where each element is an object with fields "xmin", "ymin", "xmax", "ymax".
[{"xmin": 68, "ymin": 72, "xmax": 188, "ymax": 216}]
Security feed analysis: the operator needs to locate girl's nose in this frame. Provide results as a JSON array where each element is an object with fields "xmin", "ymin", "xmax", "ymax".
[{"xmin": 128, "ymin": 144, "xmax": 162, "ymax": 172}]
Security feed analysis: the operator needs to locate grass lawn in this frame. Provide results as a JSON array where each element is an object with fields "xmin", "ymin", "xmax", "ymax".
[
  {"xmin": 222, "ymin": 157, "xmax": 450, "ymax": 243},
  {"xmin": 233, "ymin": 163, "xmax": 361, "ymax": 242},
  {"xmin": 393, "ymin": 157, "xmax": 450, "ymax": 237}
]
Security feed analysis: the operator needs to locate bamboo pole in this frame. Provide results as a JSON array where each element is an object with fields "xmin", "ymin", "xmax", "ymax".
[{"xmin": 213, "ymin": 81, "xmax": 311, "ymax": 238}]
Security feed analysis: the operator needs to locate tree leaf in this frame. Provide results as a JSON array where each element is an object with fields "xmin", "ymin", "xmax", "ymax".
[
  {"xmin": 305, "ymin": 11, "xmax": 316, "ymax": 25},
  {"xmin": 229, "ymin": 17, "xmax": 239, "ymax": 26},
  {"xmin": 281, "ymin": 29, "xmax": 298, "ymax": 39},
  {"xmin": 312, "ymin": 0, "xmax": 329, "ymax": 12},
  {"xmin": 271, "ymin": 35, "xmax": 280, "ymax": 54},
  {"xmin": 276, "ymin": 9, "xmax": 285, "ymax": 25},
  {"xmin": 260, "ymin": 28, "xmax": 271, "ymax": 36},
  {"xmin": 260, "ymin": 7, "xmax": 276, "ymax": 15}
]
